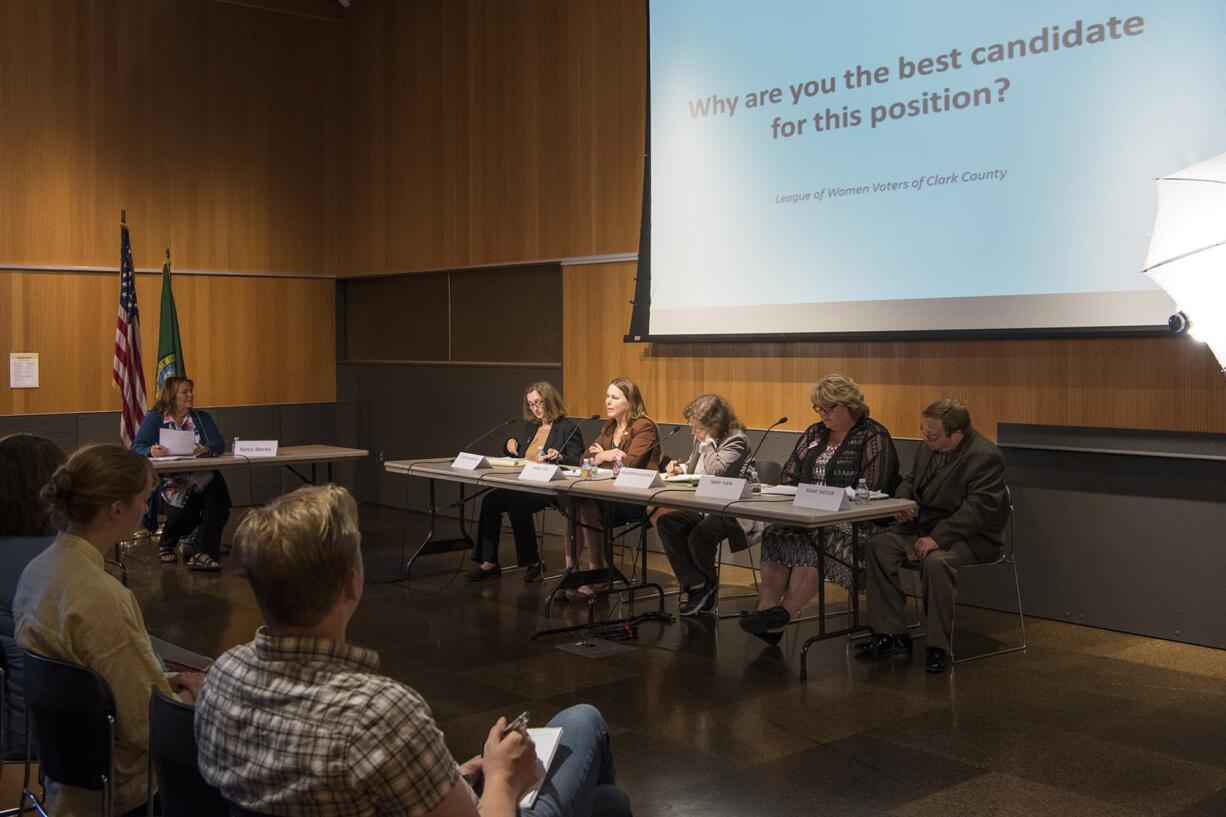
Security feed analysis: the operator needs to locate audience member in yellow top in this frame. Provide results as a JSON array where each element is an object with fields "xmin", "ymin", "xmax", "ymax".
[{"xmin": 13, "ymin": 444, "xmax": 205, "ymax": 817}]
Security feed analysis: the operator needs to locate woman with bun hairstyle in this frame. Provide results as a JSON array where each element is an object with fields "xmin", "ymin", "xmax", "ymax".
[
  {"xmin": 132, "ymin": 376, "xmax": 231, "ymax": 571},
  {"xmin": 13, "ymin": 444, "xmax": 205, "ymax": 816}
]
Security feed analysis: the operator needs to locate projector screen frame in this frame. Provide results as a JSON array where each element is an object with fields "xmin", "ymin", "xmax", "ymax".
[{"xmin": 626, "ymin": 0, "xmax": 1180, "ymax": 345}]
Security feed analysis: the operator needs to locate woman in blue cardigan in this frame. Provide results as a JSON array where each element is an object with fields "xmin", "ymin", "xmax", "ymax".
[{"xmin": 132, "ymin": 377, "xmax": 231, "ymax": 570}]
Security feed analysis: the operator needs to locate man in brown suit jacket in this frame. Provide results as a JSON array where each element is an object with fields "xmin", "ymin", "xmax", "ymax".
[{"xmin": 861, "ymin": 399, "xmax": 1008, "ymax": 673}]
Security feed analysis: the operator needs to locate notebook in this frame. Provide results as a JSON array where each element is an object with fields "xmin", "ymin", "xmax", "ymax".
[{"xmin": 520, "ymin": 727, "xmax": 563, "ymax": 808}]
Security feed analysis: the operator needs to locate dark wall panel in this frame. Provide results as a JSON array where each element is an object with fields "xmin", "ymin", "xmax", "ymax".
[
  {"xmin": 449, "ymin": 266, "xmax": 561, "ymax": 362},
  {"xmin": 345, "ymin": 273, "xmax": 450, "ymax": 361}
]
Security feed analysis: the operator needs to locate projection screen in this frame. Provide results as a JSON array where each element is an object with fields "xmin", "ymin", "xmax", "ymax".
[{"xmin": 640, "ymin": 1, "xmax": 1226, "ymax": 339}]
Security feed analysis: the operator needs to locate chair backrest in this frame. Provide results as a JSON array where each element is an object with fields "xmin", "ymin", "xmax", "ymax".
[
  {"xmin": 229, "ymin": 803, "xmax": 276, "ymax": 817},
  {"xmin": 22, "ymin": 650, "xmax": 115, "ymax": 790},
  {"xmin": 148, "ymin": 688, "xmax": 229, "ymax": 817},
  {"xmin": 754, "ymin": 459, "xmax": 783, "ymax": 486}
]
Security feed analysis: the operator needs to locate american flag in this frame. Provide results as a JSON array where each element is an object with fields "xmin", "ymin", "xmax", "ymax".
[{"xmin": 113, "ymin": 222, "xmax": 148, "ymax": 445}]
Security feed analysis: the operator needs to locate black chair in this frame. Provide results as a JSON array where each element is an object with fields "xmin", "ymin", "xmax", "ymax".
[
  {"xmin": 147, "ymin": 688, "xmax": 228, "ymax": 817},
  {"xmin": 228, "ymin": 802, "xmax": 275, "ymax": 816},
  {"xmin": 0, "ymin": 649, "xmax": 26, "ymax": 817},
  {"xmin": 21, "ymin": 650, "xmax": 118, "ymax": 817}
]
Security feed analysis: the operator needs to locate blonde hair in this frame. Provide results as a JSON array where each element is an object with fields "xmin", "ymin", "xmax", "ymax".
[
  {"xmin": 810, "ymin": 374, "xmax": 868, "ymax": 420},
  {"xmin": 523, "ymin": 381, "xmax": 567, "ymax": 424},
  {"xmin": 236, "ymin": 484, "xmax": 362, "ymax": 628},
  {"xmin": 41, "ymin": 444, "xmax": 154, "ymax": 531},
  {"xmin": 153, "ymin": 376, "xmax": 194, "ymax": 415},
  {"xmin": 608, "ymin": 377, "xmax": 649, "ymax": 421}
]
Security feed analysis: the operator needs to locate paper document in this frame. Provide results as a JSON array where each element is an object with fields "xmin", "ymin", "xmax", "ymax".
[
  {"xmin": 158, "ymin": 428, "xmax": 196, "ymax": 456},
  {"xmin": 520, "ymin": 727, "xmax": 563, "ymax": 808},
  {"xmin": 487, "ymin": 457, "xmax": 529, "ymax": 468},
  {"xmin": 663, "ymin": 473, "xmax": 701, "ymax": 484},
  {"xmin": 761, "ymin": 485, "xmax": 797, "ymax": 496}
]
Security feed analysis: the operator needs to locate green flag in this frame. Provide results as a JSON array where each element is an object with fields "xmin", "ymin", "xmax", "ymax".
[{"xmin": 156, "ymin": 252, "xmax": 186, "ymax": 388}]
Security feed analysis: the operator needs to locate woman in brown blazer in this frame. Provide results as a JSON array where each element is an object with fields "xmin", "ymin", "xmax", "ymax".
[{"xmin": 570, "ymin": 377, "xmax": 660, "ymax": 599}]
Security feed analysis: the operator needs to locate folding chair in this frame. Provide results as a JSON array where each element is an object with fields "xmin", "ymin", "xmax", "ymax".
[
  {"xmin": 147, "ymin": 688, "xmax": 228, "ymax": 817},
  {"xmin": 21, "ymin": 651, "xmax": 118, "ymax": 817},
  {"xmin": 899, "ymin": 485, "xmax": 1026, "ymax": 664}
]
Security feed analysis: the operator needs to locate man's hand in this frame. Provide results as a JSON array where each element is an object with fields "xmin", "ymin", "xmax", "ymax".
[
  {"xmin": 665, "ymin": 460, "xmax": 684, "ymax": 476},
  {"xmin": 482, "ymin": 717, "xmax": 539, "ymax": 799},
  {"xmin": 170, "ymin": 671, "xmax": 206, "ymax": 703},
  {"xmin": 893, "ymin": 507, "xmax": 917, "ymax": 524},
  {"xmin": 457, "ymin": 754, "xmax": 483, "ymax": 785},
  {"xmin": 914, "ymin": 537, "xmax": 940, "ymax": 560}
]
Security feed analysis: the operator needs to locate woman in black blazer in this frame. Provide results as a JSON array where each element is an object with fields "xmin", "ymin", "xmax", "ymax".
[{"xmin": 469, "ymin": 381, "xmax": 586, "ymax": 582}]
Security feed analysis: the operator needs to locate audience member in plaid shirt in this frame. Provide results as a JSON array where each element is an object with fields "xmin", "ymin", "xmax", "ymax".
[{"xmin": 195, "ymin": 484, "xmax": 630, "ymax": 817}]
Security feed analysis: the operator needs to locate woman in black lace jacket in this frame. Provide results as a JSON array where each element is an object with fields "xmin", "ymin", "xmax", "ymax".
[{"xmin": 739, "ymin": 374, "xmax": 900, "ymax": 644}]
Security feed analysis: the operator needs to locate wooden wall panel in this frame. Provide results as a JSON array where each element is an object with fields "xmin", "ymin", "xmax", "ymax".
[
  {"xmin": 342, "ymin": 0, "xmax": 645, "ymax": 275},
  {"xmin": 0, "ymin": 0, "xmax": 339, "ymax": 276},
  {"xmin": 1, "ymin": 270, "xmax": 335, "ymax": 415},
  {"xmin": 563, "ymin": 263, "xmax": 1226, "ymax": 437}
]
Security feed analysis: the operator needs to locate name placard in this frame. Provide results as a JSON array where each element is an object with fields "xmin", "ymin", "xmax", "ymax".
[
  {"xmin": 519, "ymin": 463, "xmax": 564, "ymax": 483},
  {"xmin": 794, "ymin": 483, "xmax": 848, "ymax": 511},
  {"xmin": 696, "ymin": 475, "xmax": 751, "ymax": 500},
  {"xmin": 233, "ymin": 440, "xmax": 279, "ymax": 458},
  {"xmin": 452, "ymin": 452, "xmax": 490, "ymax": 471},
  {"xmin": 613, "ymin": 467, "xmax": 664, "ymax": 489}
]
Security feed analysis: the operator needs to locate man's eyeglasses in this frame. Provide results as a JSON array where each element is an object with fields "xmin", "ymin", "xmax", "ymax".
[{"xmin": 920, "ymin": 427, "xmax": 948, "ymax": 441}]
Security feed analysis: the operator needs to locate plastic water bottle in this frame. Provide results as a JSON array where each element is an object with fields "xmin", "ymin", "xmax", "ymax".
[
  {"xmin": 231, "ymin": 437, "xmax": 239, "ymax": 456},
  {"xmin": 746, "ymin": 461, "xmax": 761, "ymax": 494},
  {"xmin": 581, "ymin": 458, "xmax": 594, "ymax": 479},
  {"xmin": 855, "ymin": 478, "xmax": 870, "ymax": 505},
  {"xmin": 612, "ymin": 457, "xmax": 623, "ymax": 477}
]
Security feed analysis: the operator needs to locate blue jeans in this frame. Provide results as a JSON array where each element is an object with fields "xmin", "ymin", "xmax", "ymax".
[{"xmin": 522, "ymin": 705, "xmax": 630, "ymax": 817}]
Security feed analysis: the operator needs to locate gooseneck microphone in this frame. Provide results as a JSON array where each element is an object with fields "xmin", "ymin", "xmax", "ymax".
[
  {"xmin": 742, "ymin": 416, "xmax": 788, "ymax": 477},
  {"xmin": 462, "ymin": 417, "xmax": 518, "ymax": 452},
  {"xmin": 642, "ymin": 423, "xmax": 685, "ymax": 468},
  {"xmin": 554, "ymin": 414, "xmax": 601, "ymax": 464}
]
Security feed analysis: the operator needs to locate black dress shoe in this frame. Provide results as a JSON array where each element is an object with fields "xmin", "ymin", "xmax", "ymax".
[
  {"xmin": 751, "ymin": 630, "xmax": 783, "ymax": 646},
  {"xmin": 466, "ymin": 565, "xmax": 502, "ymax": 582},
  {"xmin": 523, "ymin": 561, "xmax": 544, "ymax": 583},
  {"xmin": 855, "ymin": 632, "xmax": 914, "ymax": 658},
  {"xmin": 925, "ymin": 647, "xmax": 950, "ymax": 673},
  {"xmin": 738, "ymin": 605, "xmax": 790, "ymax": 634}
]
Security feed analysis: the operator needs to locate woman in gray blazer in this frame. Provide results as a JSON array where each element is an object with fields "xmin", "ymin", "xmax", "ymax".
[{"xmin": 656, "ymin": 394, "xmax": 751, "ymax": 615}]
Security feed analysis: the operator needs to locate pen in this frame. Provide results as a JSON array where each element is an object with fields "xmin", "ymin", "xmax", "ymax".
[{"xmin": 503, "ymin": 711, "xmax": 530, "ymax": 737}]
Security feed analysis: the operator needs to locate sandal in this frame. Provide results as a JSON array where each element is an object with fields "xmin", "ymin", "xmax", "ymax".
[
  {"xmin": 159, "ymin": 549, "xmax": 178, "ymax": 565},
  {"xmin": 186, "ymin": 552, "xmax": 222, "ymax": 572}
]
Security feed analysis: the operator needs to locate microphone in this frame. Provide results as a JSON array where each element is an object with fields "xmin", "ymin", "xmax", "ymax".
[
  {"xmin": 742, "ymin": 416, "xmax": 788, "ymax": 477},
  {"xmin": 462, "ymin": 417, "xmax": 518, "ymax": 452},
  {"xmin": 553, "ymin": 414, "xmax": 600, "ymax": 464},
  {"xmin": 642, "ymin": 424, "xmax": 685, "ymax": 470}
]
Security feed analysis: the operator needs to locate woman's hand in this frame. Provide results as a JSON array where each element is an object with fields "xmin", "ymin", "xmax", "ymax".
[
  {"xmin": 482, "ymin": 717, "xmax": 540, "ymax": 799},
  {"xmin": 665, "ymin": 460, "xmax": 684, "ymax": 476},
  {"xmin": 506, "ymin": 438, "xmax": 519, "ymax": 456},
  {"xmin": 540, "ymin": 448, "xmax": 561, "ymax": 463},
  {"xmin": 192, "ymin": 444, "xmax": 210, "ymax": 458}
]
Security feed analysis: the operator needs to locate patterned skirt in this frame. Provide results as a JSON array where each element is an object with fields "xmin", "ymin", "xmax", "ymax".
[{"xmin": 760, "ymin": 521, "xmax": 885, "ymax": 592}]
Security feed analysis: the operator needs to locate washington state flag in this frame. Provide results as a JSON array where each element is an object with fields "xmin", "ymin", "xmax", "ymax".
[{"xmin": 156, "ymin": 253, "xmax": 186, "ymax": 388}]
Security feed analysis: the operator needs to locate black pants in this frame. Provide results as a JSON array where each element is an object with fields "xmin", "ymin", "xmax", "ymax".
[
  {"xmin": 162, "ymin": 473, "xmax": 232, "ymax": 560},
  {"xmin": 473, "ymin": 488, "xmax": 551, "ymax": 566},
  {"xmin": 657, "ymin": 511, "xmax": 736, "ymax": 590}
]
